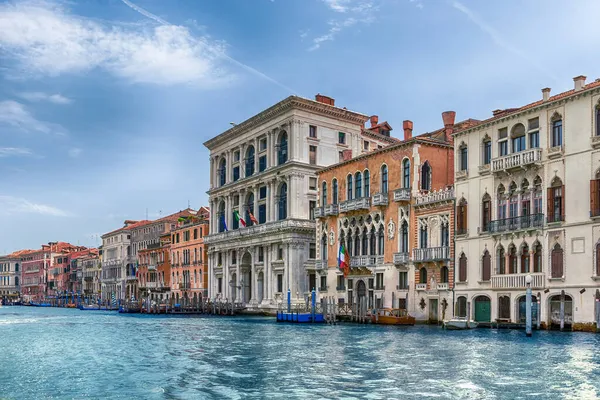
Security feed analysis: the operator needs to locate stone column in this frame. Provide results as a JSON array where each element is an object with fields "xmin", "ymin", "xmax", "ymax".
[
  {"xmin": 254, "ymin": 137, "xmax": 259, "ymax": 173},
  {"xmin": 267, "ymin": 131, "xmax": 273, "ymax": 168},
  {"xmin": 266, "ymin": 181, "xmax": 273, "ymax": 222},
  {"xmin": 236, "ymin": 251, "xmax": 242, "ymax": 303},
  {"xmin": 240, "ymin": 144, "xmax": 247, "ymax": 179},
  {"xmin": 263, "ymin": 245, "xmax": 269, "ymax": 303},
  {"xmin": 251, "ymin": 248, "xmax": 257, "ymax": 302},
  {"xmin": 253, "ymin": 185, "xmax": 259, "ymax": 223},
  {"xmin": 287, "ymin": 175, "xmax": 292, "ymax": 219}
]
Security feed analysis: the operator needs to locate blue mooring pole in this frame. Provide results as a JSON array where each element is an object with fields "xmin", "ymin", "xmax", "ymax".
[
  {"xmin": 525, "ymin": 275, "xmax": 532, "ymax": 337},
  {"xmin": 311, "ymin": 289, "xmax": 316, "ymax": 321},
  {"xmin": 287, "ymin": 289, "xmax": 291, "ymax": 313}
]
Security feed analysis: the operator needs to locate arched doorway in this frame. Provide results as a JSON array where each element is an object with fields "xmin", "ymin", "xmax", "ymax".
[
  {"xmin": 231, "ymin": 273, "xmax": 237, "ymax": 301},
  {"xmin": 257, "ymin": 272, "xmax": 264, "ymax": 303},
  {"xmin": 474, "ymin": 296, "xmax": 491, "ymax": 322},
  {"xmin": 517, "ymin": 295, "xmax": 538, "ymax": 323},
  {"xmin": 456, "ymin": 296, "xmax": 467, "ymax": 317},
  {"xmin": 356, "ymin": 280, "xmax": 366, "ymax": 305},
  {"xmin": 498, "ymin": 295, "xmax": 510, "ymax": 320},
  {"xmin": 241, "ymin": 252, "xmax": 252, "ymax": 304},
  {"xmin": 548, "ymin": 293, "xmax": 573, "ymax": 329}
]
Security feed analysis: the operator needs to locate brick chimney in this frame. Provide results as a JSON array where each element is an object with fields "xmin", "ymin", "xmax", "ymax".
[
  {"xmin": 315, "ymin": 94, "xmax": 335, "ymax": 106},
  {"xmin": 342, "ymin": 149, "xmax": 353, "ymax": 161},
  {"xmin": 370, "ymin": 115, "xmax": 379, "ymax": 128},
  {"xmin": 573, "ymin": 75, "xmax": 586, "ymax": 92},
  {"xmin": 442, "ymin": 111, "xmax": 456, "ymax": 143},
  {"xmin": 403, "ymin": 120, "xmax": 413, "ymax": 140},
  {"xmin": 542, "ymin": 87, "xmax": 551, "ymax": 102}
]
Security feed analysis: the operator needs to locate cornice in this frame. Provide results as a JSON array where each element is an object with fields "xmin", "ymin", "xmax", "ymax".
[{"xmin": 203, "ymin": 96, "xmax": 369, "ymax": 150}]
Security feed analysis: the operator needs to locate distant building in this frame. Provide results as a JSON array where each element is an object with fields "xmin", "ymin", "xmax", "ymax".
[{"xmin": 0, "ymin": 250, "xmax": 26, "ymax": 303}]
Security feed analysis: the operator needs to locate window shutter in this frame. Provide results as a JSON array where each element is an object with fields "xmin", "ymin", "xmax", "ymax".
[
  {"xmin": 591, "ymin": 180, "xmax": 598, "ymax": 216},
  {"xmin": 547, "ymin": 188, "xmax": 554, "ymax": 220},
  {"xmin": 561, "ymin": 184, "xmax": 565, "ymax": 220},
  {"xmin": 596, "ymin": 244, "xmax": 600, "ymax": 276},
  {"xmin": 482, "ymin": 254, "xmax": 490, "ymax": 281},
  {"xmin": 459, "ymin": 256, "xmax": 467, "ymax": 282},
  {"xmin": 463, "ymin": 204, "xmax": 468, "ymax": 232}
]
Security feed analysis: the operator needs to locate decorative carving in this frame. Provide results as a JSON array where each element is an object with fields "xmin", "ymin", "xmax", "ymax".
[
  {"xmin": 387, "ymin": 219, "xmax": 395, "ymax": 240},
  {"xmin": 329, "ymin": 230, "xmax": 335, "ymax": 246}
]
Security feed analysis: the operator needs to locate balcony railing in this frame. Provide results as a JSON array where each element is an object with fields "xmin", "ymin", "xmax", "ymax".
[
  {"xmin": 489, "ymin": 214, "xmax": 544, "ymax": 234},
  {"xmin": 324, "ymin": 204, "xmax": 339, "ymax": 216},
  {"xmin": 547, "ymin": 214, "xmax": 564, "ymax": 224},
  {"xmin": 396, "ymin": 284, "xmax": 409, "ymax": 290},
  {"xmin": 393, "ymin": 252, "xmax": 409, "ymax": 265},
  {"xmin": 437, "ymin": 283, "xmax": 449, "ymax": 290},
  {"xmin": 393, "ymin": 188, "xmax": 411, "ymax": 202},
  {"xmin": 336, "ymin": 285, "xmax": 346, "ymax": 291},
  {"xmin": 349, "ymin": 255, "xmax": 384, "ymax": 267},
  {"xmin": 491, "ymin": 148, "xmax": 542, "ymax": 173},
  {"xmin": 205, "ymin": 219, "xmax": 316, "ymax": 244},
  {"xmin": 179, "ymin": 282, "xmax": 191, "ymax": 289},
  {"xmin": 314, "ymin": 207, "xmax": 324, "ymax": 218},
  {"xmin": 412, "ymin": 246, "xmax": 450, "ymax": 262},
  {"xmin": 339, "ymin": 197, "xmax": 371, "ymax": 213},
  {"xmin": 314, "ymin": 260, "xmax": 327, "ymax": 270},
  {"xmin": 372, "ymin": 192, "xmax": 389, "ymax": 206},
  {"xmin": 414, "ymin": 188, "xmax": 454, "ymax": 206},
  {"xmin": 416, "ymin": 283, "xmax": 427, "ymax": 291},
  {"xmin": 491, "ymin": 272, "xmax": 545, "ymax": 289}
]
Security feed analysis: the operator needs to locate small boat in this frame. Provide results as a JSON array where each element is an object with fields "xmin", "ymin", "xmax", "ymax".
[
  {"xmin": 370, "ymin": 308, "xmax": 416, "ymax": 326},
  {"xmin": 443, "ymin": 317, "xmax": 478, "ymax": 330},
  {"xmin": 118, "ymin": 305, "xmax": 141, "ymax": 314},
  {"xmin": 30, "ymin": 302, "xmax": 53, "ymax": 307}
]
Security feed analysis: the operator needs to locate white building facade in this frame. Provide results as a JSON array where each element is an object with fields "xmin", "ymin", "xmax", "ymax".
[
  {"xmin": 453, "ymin": 76, "xmax": 600, "ymax": 330},
  {"xmin": 204, "ymin": 94, "xmax": 394, "ymax": 310},
  {"xmin": 101, "ymin": 223, "xmax": 135, "ymax": 302},
  {"xmin": 0, "ymin": 254, "xmax": 21, "ymax": 302}
]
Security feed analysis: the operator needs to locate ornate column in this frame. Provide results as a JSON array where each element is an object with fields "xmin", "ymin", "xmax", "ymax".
[
  {"xmin": 263, "ymin": 245, "xmax": 269, "ymax": 303},
  {"xmin": 267, "ymin": 131, "xmax": 273, "ymax": 168},
  {"xmin": 267, "ymin": 180, "xmax": 273, "ymax": 222},
  {"xmin": 240, "ymin": 144, "xmax": 247, "ymax": 179},
  {"xmin": 287, "ymin": 174, "xmax": 292, "ymax": 219},
  {"xmin": 251, "ymin": 248, "xmax": 257, "ymax": 302},
  {"xmin": 236, "ymin": 250, "xmax": 242, "ymax": 303},
  {"xmin": 253, "ymin": 184, "xmax": 259, "ymax": 223},
  {"xmin": 223, "ymin": 251, "xmax": 229, "ymax": 300}
]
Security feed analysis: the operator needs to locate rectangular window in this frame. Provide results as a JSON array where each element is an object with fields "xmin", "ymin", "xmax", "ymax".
[
  {"xmin": 309, "ymin": 125, "xmax": 317, "ymax": 138},
  {"xmin": 398, "ymin": 271, "xmax": 408, "ymax": 290},
  {"xmin": 277, "ymin": 246, "xmax": 283, "ymax": 260},
  {"xmin": 309, "ymin": 201, "xmax": 316, "ymax": 221},
  {"xmin": 460, "ymin": 147, "xmax": 468, "ymax": 171},
  {"xmin": 233, "ymin": 166, "xmax": 240, "ymax": 182},
  {"xmin": 258, "ymin": 204, "xmax": 266, "ymax": 224},
  {"xmin": 218, "ymin": 252, "xmax": 222, "ymax": 265},
  {"xmin": 320, "ymin": 275, "xmax": 327, "ymax": 291},
  {"xmin": 419, "ymin": 227, "xmax": 428, "ymax": 249},
  {"xmin": 309, "ymin": 243, "xmax": 316, "ymax": 259},
  {"xmin": 441, "ymin": 224, "xmax": 449, "ymax": 246},
  {"xmin": 376, "ymin": 273, "xmax": 384, "ymax": 290},
  {"xmin": 277, "ymin": 274, "xmax": 283, "ymax": 293},
  {"xmin": 483, "ymin": 141, "xmax": 491, "ymax": 165},
  {"xmin": 309, "ymin": 177, "xmax": 317, "ymax": 190},
  {"xmin": 258, "ymin": 247, "xmax": 264, "ymax": 262},
  {"xmin": 512, "ymin": 135, "xmax": 526, "ymax": 152},
  {"xmin": 259, "ymin": 186, "xmax": 267, "ymax": 199},
  {"xmin": 529, "ymin": 131, "xmax": 539, "ymax": 148},
  {"xmin": 338, "ymin": 132, "xmax": 346, "ymax": 144},
  {"xmin": 363, "ymin": 141, "xmax": 369, "ymax": 151},
  {"xmin": 552, "ymin": 120, "xmax": 563, "ymax": 147},
  {"xmin": 259, "ymin": 155, "xmax": 267, "ymax": 172},
  {"xmin": 309, "ymin": 145, "xmax": 317, "ymax": 165},
  {"xmin": 259, "ymin": 138, "xmax": 267, "ymax": 151},
  {"xmin": 233, "ymin": 196, "xmax": 239, "ymax": 207},
  {"xmin": 336, "ymin": 275, "xmax": 345, "ymax": 290},
  {"xmin": 509, "ymin": 198, "xmax": 518, "ymax": 218},
  {"xmin": 218, "ymin": 277, "xmax": 222, "ymax": 293},
  {"xmin": 499, "ymin": 141, "xmax": 508, "ymax": 157}
]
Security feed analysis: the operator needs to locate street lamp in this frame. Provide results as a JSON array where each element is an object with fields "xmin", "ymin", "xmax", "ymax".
[{"xmin": 525, "ymin": 274, "xmax": 532, "ymax": 337}]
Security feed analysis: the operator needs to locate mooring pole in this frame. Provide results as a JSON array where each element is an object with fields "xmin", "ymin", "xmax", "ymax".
[
  {"xmin": 595, "ymin": 289, "xmax": 600, "ymax": 331},
  {"xmin": 536, "ymin": 292, "xmax": 541, "ymax": 331},
  {"xmin": 287, "ymin": 288, "xmax": 291, "ymax": 313},
  {"xmin": 525, "ymin": 275, "xmax": 532, "ymax": 337},
  {"xmin": 560, "ymin": 290, "xmax": 565, "ymax": 332},
  {"xmin": 311, "ymin": 289, "xmax": 316, "ymax": 322}
]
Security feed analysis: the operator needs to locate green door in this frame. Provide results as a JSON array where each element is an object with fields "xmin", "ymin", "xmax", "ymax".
[{"xmin": 474, "ymin": 296, "xmax": 491, "ymax": 322}]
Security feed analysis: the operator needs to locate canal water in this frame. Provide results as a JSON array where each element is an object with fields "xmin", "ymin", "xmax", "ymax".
[{"xmin": 1, "ymin": 307, "xmax": 599, "ymax": 400}]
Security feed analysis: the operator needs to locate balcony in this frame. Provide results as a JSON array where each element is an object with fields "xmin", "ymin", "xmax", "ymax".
[
  {"xmin": 393, "ymin": 188, "xmax": 411, "ymax": 202},
  {"xmin": 314, "ymin": 260, "xmax": 327, "ymax": 271},
  {"xmin": 437, "ymin": 283, "xmax": 449, "ymax": 291},
  {"xmin": 339, "ymin": 197, "xmax": 371, "ymax": 213},
  {"xmin": 491, "ymin": 148, "xmax": 542, "ymax": 173},
  {"xmin": 455, "ymin": 169, "xmax": 468, "ymax": 180},
  {"xmin": 547, "ymin": 145, "xmax": 563, "ymax": 159},
  {"xmin": 148, "ymin": 265, "xmax": 157, "ymax": 271},
  {"xmin": 478, "ymin": 164, "xmax": 491, "ymax": 176},
  {"xmin": 489, "ymin": 214, "xmax": 544, "ymax": 234},
  {"xmin": 372, "ymin": 192, "xmax": 389, "ymax": 206},
  {"xmin": 349, "ymin": 255, "xmax": 384, "ymax": 267},
  {"xmin": 416, "ymin": 283, "xmax": 427, "ymax": 291},
  {"xmin": 314, "ymin": 207, "xmax": 324, "ymax": 218},
  {"xmin": 324, "ymin": 204, "xmax": 339, "ymax": 216},
  {"xmin": 336, "ymin": 285, "xmax": 346, "ymax": 291},
  {"xmin": 491, "ymin": 272, "xmax": 545, "ymax": 289},
  {"xmin": 396, "ymin": 285, "xmax": 409, "ymax": 290},
  {"xmin": 179, "ymin": 282, "xmax": 191, "ymax": 289},
  {"xmin": 205, "ymin": 219, "xmax": 316, "ymax": 244},
  {"xmin": 393, "ymin": 252, "xmax": 409, "ymax": 265},
  {"xmin": 414, "ymin": 188, "xmax": 454, "ymax": 207},
  {"xmin": 412, "ymin": 247, "xmax": 450, "ymax": 262}
]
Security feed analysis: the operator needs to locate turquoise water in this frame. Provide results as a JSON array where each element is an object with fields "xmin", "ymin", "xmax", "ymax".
[{"xmin": 1, "ymin": 307, "xmax": 599, "ymax": 400}]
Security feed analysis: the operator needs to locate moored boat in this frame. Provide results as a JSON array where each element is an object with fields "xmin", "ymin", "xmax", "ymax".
[
  {"xmin": 443, "ymin": 317, "xmax": 478, "ymax": 330},
  {"xmin": 370, "ymin": 308, "xmax": 416, "ymax": 325}
]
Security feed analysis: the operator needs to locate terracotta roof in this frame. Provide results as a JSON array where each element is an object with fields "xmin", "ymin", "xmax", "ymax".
[
  {"xmin": 155, "ymin": 208, "xmax": 197, "ymax": 223},
  {"xmin": 102, "ymin": 220, "xmax": 151, "ymax": 237},
  {"xmin": 454, "ymin": 80, "xmax": 600, "ymax": 135}
]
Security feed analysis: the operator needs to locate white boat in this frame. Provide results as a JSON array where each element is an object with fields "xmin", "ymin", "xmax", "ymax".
[{"xmin": 443, "ymin": 317, "xmax": 478, "ymax": 330}]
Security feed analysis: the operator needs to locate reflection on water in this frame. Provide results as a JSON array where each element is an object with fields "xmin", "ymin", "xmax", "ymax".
[{"xmin": 1, "ymin": 307, "xmax": 599, "ymax": 399}]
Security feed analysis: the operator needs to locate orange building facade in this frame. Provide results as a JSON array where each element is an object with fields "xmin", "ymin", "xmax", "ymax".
[
  {"xmin": 169, "ymin": 214, "xmax": 209, "ymax": 304},
  {"xmin": 315, "ymin": 112, "xmax": 476, "ymax": 322},
  {"xmin": 137, "ymin": 234, "xmax": 171, "ymax": 303}
]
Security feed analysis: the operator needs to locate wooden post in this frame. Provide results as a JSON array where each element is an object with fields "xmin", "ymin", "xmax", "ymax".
[
  {"xmin": 560, "ymin": 290, "xmax": 565, "ymax": 331},
  {"xmin": 595, "ymin": 289, "xmax": 600, "ymax": 331},
  {"xmin": 536, "ymin": 292, "xmax": 541, "ymax": 330}
]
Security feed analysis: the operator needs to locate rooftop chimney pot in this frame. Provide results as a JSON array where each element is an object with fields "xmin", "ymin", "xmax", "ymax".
[
  {"xmin": 542, "ymin": 87, "xmax": 551, "ymax": 102},
  {"xmin": 442, "ymin": 111, "xmax": 456, "ymax": 143},
  {"xmin": 573, "ymin": 75, "xmax": 586, "ymax": 91},
  {"xmin": 403, "ymin": 120, "xmax": 413, "ymax": 140},
  {"xmin": 369, "ymin": 115, "xmax": 379, "ymax": 128}
]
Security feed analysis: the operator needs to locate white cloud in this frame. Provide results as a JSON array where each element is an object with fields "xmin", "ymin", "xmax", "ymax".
[
  {"xmin": 0, "ymin": 0, "xmax": 230, "ymax": 87},
  {"xmin": 323, "ymin": 0, "xmax": 352, "ymax": 12},
  {"xmin": 68, "ymin": 148, "xmax": 82, "ymax": 158},
  {"xmin": 17, "ymin": 92, "xmax": 72, "ymax": 104},
  {"xmin": 0, "ymin": 147, "xmax": 32, "ymax": 157},
  {"xmin": 0, "ymin": 195, "xmax": 71, "ymax": 217},
  {"xmin": 0, "ymin": 100, "xmax": 65, "ymax": 135}
]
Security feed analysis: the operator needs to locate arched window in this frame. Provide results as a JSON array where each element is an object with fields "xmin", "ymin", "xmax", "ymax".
[
  {"xmin": 482, "ymin": 194, "xmax": 491, "ymax": 232},
  {"xmin": 520, "ymin": 244, "xmax": 530, "ymax": 273},
  {"xmin": 245, "ymin": 193, "xmax": 254, "ymax": 226},
  {"xmin": 459, "ymin": 143, "xmax": 468, "ymax": 171},
  {"xmin": 511, "ymin": 123, "xmax": 526, "ymax": 153},
  {"xmin": 419, "ymin": 267, "xmax": 427, "ymax": 284},
  {"xmin": 482, "ymin": 137, "xmax": 492, "ymax": 165},
  {"xmin": 456, "ymin": 297, "xmax": 467, "ymax": 318},
  {"xmin": 421, "ymin": 161, "xmax": 431, "ymax": 191},
  {"xmin": 458, "ymin": 253, "xmax": 467, "ymax": 282},
  {"xmin": 347, "ymin": 231, "xmax": 353, "ymax": 256},
  {"xmin": 332, "ymin": 179, "xmax": 338, "ymax": 205},
  {"xmin": 369, "ymin": 227, "xmax": 376, "ymax": 255},
  {"xmin": 15, "ymin": 276, "xmax": 19, "ymax": 286},
  {"xmin": 440, "ymin": 266, "xmax": 449, "ymax": 283},
  {"xmin": 377, "ymin": 225, "xmax": 385, "ymax": 255},
  {"xmin": 321, "ymin": 181, "xmax": 327, "ymax": 207},
  {"xmin": 551, "ymin": 243, "xmax": 564, "ymax": 278},
  {"xmin": 548, "ymin": 177, "xmax": 564, "ymax": 223},
  {"xmin": 497, "ymin": 246, "xmax": 506, "ymax": 275},
  {"xmin": 482, "ymin": 250, "xmax": 491, "ymax": 281},
  {"xmin": 364, "ymin": 170, "xmax": 370, "ymax": 197},
  {"xmin": 361, "ymin": 229, "xmax": 368, "ymax": 255},
  {"xmin": 245, "ymin": 145, "xmax": 255, "ymax": 177},
  {"xmin": 552, "ymin": 116, "xmax": 563, "ymax": 147},
  {"xmin": 354, "ymin": 230, "xmax": 360, "ymax": 256},
  {"xmin": 218, "ymin": 158, "xmax": 226, "ymax": 187},
  {"xmin": 596, "ymin": 105, "xmax": 600, "ymax": 137},
  {"xmin": 355, "ymin": 172, "xmax": 362, "ymax": 198},
  {"xmin": 347, "ymin": 174, "xmax": 353, "ymax": 201},
  {"xmin": 321, "ymin": 234, "xmax": 328, "ymax": 261},
  {"xmin": 218, "ymin": 201, "xmax": 226, "ymax": 232},
  {"xmin": 402, "ymin": 159, "xmax": 411, "ymax": 188},
  {"xmin": 596, "ymin": 242, "xmax": 600, "ymax": 276},
  {"xmin": 278, "ymin": 131, "xmax": 288, "ymax": 165},
  {"xmin": 508, "ymin": 245, "xmax": 517, "ymax": 274},
  {"xmin": 380, "ymin": 165, "xmax": 388, "ymax": 194},
  {"xmin": 400, "ymin": 221, "xmax": 408, "ymax": 253},
  {"xmin": 456, "ymin": 198, "xmax": 467, "ymax": 235},
  {"xmin": 278, "ymin": 183, "xmax": 287, "ymax": 220}
]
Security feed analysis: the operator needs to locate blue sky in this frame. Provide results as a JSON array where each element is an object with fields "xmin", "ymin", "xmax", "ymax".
[{"xmin": 1, "ymin": 0, "xmax": 599, "ymax": 253}]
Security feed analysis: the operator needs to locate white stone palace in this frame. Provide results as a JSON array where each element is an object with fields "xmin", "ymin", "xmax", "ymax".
[
  {"xmin": 453, "ymin": 75, "xmax": 600, "ymax": 329},
  {"xmin": 204, "ymin": 94, "xmax": 395, "ymax": 309}
]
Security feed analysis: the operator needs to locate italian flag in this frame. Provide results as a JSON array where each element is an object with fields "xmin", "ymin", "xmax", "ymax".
[
  {"xmin": 234, "ymin": 210, "xmax": 246, "ymax": 227},
  {"xmin": 338, "ymin": 244, "xmax": 350, "ymax": 277}
]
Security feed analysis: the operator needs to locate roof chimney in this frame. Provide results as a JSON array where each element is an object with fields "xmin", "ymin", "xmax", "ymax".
[
  {"xmin": 369, "ymin": 115, "xmax": 379, "ymax": 128},
  {"xmin": 542, "ymin": 87, "xmax": 551, "ymax": 102},
  {"xmin": 403, "ymin": 120, "xmax": 413, "ymax": 140},
  {"xmin": 315, "ymin": 94, "xmax": 335, "ymax": 106},
  {"xmin": 573, "ymin": 75, "xmax": 586, "ymax": 92},
  {"xmin": 442, "ymin": 111, "xmax": 456, "ymax": 143}
]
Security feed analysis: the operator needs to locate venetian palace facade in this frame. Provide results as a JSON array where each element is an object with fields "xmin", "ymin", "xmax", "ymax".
[
  {"xmin": 316, "ymin": 113, "xmax": 477, "ymax": 322},
  {"xmin": 453, "ymin": 75, "xmax": 600, "ymax": 329},
  {"xmin": 204, "ymin": 94, "xmax": 394, "ymax": 309}
]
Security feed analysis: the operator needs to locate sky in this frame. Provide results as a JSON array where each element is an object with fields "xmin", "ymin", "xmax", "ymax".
[{"xmin": 1, "ymin": 0, "xmax": 600, "ymax": 253}]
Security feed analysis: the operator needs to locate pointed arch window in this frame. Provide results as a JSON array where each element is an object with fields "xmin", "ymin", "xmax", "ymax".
[
  {"xmin": 456, "ymin": 198, "xmax": 468, "ymax": 235},
  {"xmin": 596, "ymin": 105, "xmax": 600, "ymax": 137},
  {"xmin": 596, "ymin": 242, "xmax": 600, "ymax": 276},
  {"xmin": 482, "ymin": 250, "xmax": 491, "ymax": 281},
  {"xmin": 551, "ymin": 244, "xmax": 564, "ymax": 278},
  {"xmin": 355, "ymin": 172, "xmax": 362, "ymax": 198},
  {"xmin": 361, "ymin": 229, "xmax": 368, "ymax": 255},
  {"xmin": 482, "ymin": 194, "xmax": 491, "ymax": 232},
  {"xmin": 533, "ymin": 242, "xmax": 542, "ymax": 273},
  {"xmin": 508, "ymin": 246, "xmax": 517, "ymax": 274},
  {"xmin": 547, "ymin": 177, "xmax": 564, "ymax": 223},
  {"xmin": 402, "ymin": 159, "xmax": 411, "ymax": 188},
  {"xmin": 347, "ymin": 174, "xmax": 353, "ymax": 201},
  {"xmin": 590, "ymin": 170, "xmax": 600, "ymax": 217},
  {"xmin": 364, "ymin": 170, "xmax": 370, "ymax": 197},
  {"xmin": 421, "ymin": 161, "xmax": 431, "ymax": 191},
  {"xmin": 458, "ymin": 253, "xmax": 467, "ymax": 282},
  {"xmin": 354, "ymin": 230, "xmax": 360, "ymax": 256},
  {"xmin": 497, "ymin": 246, "xmax": 506, "ymax": 275},
  {"xmin": 400, "ymin": 221, "xmax": 409, "ymax": 253},
  {"xmin": 520, "ymin": 244, "xmax": 530, "ymax": 273},
  {"xmin": 552, "ymin": 118, "xmax": 563, "ymax": 147},
  {"xmin": 332, "ymin": 179, "xmax": 338, "ymax": 205},
  {"xmin": 321, "ymin": 234, "xmax": 328, "ymax": 261},
  {"xmin": 369, "ymin": 227, "xmax": 376, "ymax": 255},
  {"xmin": 459, "ymin": 144, "xmax": 468, "ymax": 171},
  {"xmin": 483, "ymin": 138, "xmax": 492, "ymax": 165},
  {"xmin": 377, "ymin": 226, "xmax": 385, "ymax": 255},
  {"xmin": 380, "ymin": 165, "xmax": 388, "ymax": 194},
  {"xmin": 321, "ymin": 182, "xmax": 327, "ymax": 207},
  {"xmin": 440, "ymin": 266, "xmax": 449, "ymax": 283},
  {"xmin": 278, "ymin": 183, "xmax": 287, "ymax": 220}
]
